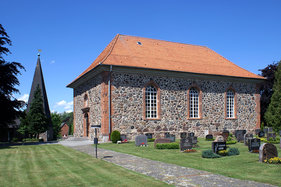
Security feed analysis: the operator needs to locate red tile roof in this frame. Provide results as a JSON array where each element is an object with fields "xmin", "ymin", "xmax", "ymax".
[{"xmin": 70, "ymin": 34, "xmax": 264, "ymax": 85}]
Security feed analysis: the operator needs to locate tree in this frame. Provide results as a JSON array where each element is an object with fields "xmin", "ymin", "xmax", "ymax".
[
  {"xmin": 264, "ymin": 62, "xmax": 281, "ymax": 131},
  {"xmin": 259, "ymin": 62, "xmax": 279, "ymax": 126},
  {"xmin": 0, "ymin": 24, "xmax": 25, "ymax": 127},
  {"xmin": 20, "ymin": 85, "xmax": 49, "ymax": 138},
  {"xmin": 51, "ymin": 112, "xmax": 62, "ymax": 139}
]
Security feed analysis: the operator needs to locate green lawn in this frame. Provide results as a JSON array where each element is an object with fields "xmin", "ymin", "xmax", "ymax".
[
  {"xmin": 99, "ymin": 139, "xmax": 281, "ymax": 186},
  {"xmin": 0, "ymin": 144, "xmax": 170, "ymax": 187}
]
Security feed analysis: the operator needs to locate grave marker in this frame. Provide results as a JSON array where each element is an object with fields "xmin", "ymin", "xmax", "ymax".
[
  {"xmin": 248, "ymin": 138, "xmax": 260, "ymax": 152},
  {"xmin": 255, "ymin": 129, "xmax": 261, "ymax": 135},
  {"xmin": 259, "ymin": 143, "xmax": 278, "ymax": 162},
  {"xmin": 212, "ymin": 142, "xmax": 227, "ymax": 154},
  {"xmin": 145, "ymin": 133, "xmax": 153, "ymax": 139},
  {"xmin": 244, "ymin": 133, "xmax": 253, "ymax": 146},
  {"xmin": 120, "ymin": 134, "xmax": 127, "ymax": 141},
  {"xmin": 135, "ymin": 135, "xmax": 147, "ymax": 146},
  {"xmin": 214, "ymin": 135, "xmax": 224, "ymax": 142},
  {"xmin": 188, "ymin": 132, "xmax": 195, "ymax": 137},
  {"xmin": 180, "ymin": 132, "xmax": 187, "ymax": 139},
  {"xmin": 258, "ymin": 131, "xmax": 265, "ymax": 137},
  {"xmin": 267, "ymin": 133, "xmax": 276, "ymax": 141},
  {"xmin": 164, "ymin": 133, "xmax": 175, "ymax": 142},
  {"xmin": 235, "ymin": 130, "xmax": 246, "ymax": 142},
  {"xmin": 180, "ymin": 137, "xmax": 193, "ymax": 151},
  {"xmin": 154, "ymin": 138, "xmax": 171, "ymax": 148},
  {"xmin": 206, "ymin": 134, "xmax": 213, "ymax": 140},
  {"xmin": 222, "ymin": 130, "xmax": 230, "ymax": 141}
]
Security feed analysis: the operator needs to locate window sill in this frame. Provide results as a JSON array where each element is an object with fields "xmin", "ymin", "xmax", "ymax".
[
  {"xmin": 187, "ymin": 117, "xmax": 202, "ymax": 120},
  {"xmin": 143, "ymin": 118, "xmax": 161, "ymax": 121},
  {"xmin": 225, "ymin": 117, "xmax": 237, "ymax": 120}
]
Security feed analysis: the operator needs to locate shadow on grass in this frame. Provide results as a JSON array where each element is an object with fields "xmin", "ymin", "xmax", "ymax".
[{"xmin": 0, "ymin": 141, "xmax": 59, "ymax": 149}]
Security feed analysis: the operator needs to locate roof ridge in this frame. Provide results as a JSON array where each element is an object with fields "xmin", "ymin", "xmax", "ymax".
[
  {"xmin": 118, "ymin": 34, "xmax": 207, "ymax": 48},
  {"xmin": 99, "ymin": 34, "xmax": 120, "ymax": 64},
  {"xmin": 207, "ymin": 47, "xmax": 263, "ymax": 78}
]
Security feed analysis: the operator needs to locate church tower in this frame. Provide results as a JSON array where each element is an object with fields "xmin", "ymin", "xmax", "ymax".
[{"xmin": 27, "ymin": 54, "xmax": 53, "ymax": 141}]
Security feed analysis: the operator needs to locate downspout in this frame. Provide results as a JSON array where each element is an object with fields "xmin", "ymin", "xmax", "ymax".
[{"xmin": 108, "ymin": 65, "xmax": 112, "ymax": 140}]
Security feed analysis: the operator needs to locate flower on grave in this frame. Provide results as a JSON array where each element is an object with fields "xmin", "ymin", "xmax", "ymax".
[{"xmin": 141, "ymin": 142, "xmax": 144, "ymax": 145}]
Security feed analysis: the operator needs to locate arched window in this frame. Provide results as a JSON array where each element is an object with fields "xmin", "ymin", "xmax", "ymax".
[
  {"xmin": 84, "ymin": 94, "xmax": 88, "ymax": 107},
  {"xmin": 189, "ymin": 88, "xmax": 199, "ymax": 118},
  {"xmin": 145, "ymin": 85, "xmax": 157, "ymax": 118},
  {"xmin": 226, "ymin": 90, "xmax": 235, "ymax": 118}
]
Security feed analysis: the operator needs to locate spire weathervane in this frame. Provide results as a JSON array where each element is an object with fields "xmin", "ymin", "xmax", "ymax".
[{"xmin": 38, "ymin": 49, "xmax": 42, "ymax": 56}]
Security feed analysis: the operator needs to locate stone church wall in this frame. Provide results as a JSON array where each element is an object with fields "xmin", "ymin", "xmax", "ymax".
[
  {"xmin": 73, "ymin": 74, "xmax": 102, "ymax": 139},
  {"xmin": 111, "ymin": 72, "xmax": 259, "ymax": 140}
]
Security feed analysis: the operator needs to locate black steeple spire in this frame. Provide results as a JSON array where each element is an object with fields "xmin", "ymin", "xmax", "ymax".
[{"xmin": 27, "ymin": 54, "xmax": 53, "ymax": 141}]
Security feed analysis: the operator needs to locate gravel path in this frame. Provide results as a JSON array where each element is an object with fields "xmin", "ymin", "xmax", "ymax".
[{"xmin": 60, "ymin": 139, "xmax": 275, "ymax": 187}]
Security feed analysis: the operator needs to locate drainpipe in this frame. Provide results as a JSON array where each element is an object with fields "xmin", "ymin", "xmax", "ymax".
[{"xmin": 108, "ymin": 65, "xmax": 112, "ymax": 140}]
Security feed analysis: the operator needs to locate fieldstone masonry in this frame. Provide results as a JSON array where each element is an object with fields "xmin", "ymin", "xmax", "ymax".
[{"xmin": 73, "ymin": 71, "xmax": 260, "ymax": 141}]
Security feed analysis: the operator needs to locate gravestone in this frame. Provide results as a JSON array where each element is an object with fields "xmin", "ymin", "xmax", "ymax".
[
  {"xmin": 248, "ymin": 138, "xmax": 260, "ymax": 152},
  {"xmin": 222, "ymin": 130, "xmax": 230, "ymax": 141},
  {"xmin": 164, "ymin": 133, "xmax": 175, "ymax": 142},
  {"xmin": 235, "ymin": 130, "xmax": 246, "ymax": 142},
  {"xmin": 255, "ymin": 129, "xmax": 261, "ymax": 135},
  {"xmin": 267, "ymin": 133, "xmax": 276, "ymax": 141},
  {"xmin": 188, "ymin": 132, "xmax": 195, "ymax": 137},
  {"xmin": 145, "ymin": 133, "xmax": 153, "ymax": 139},
  {"xmin": 191, "ymin": 136, "xmax": 197, "ymax": 146},
  {"xmin": 259, "ymin": 143, "xmax": 278, "ymax": 162},
  {"xmin": 258, "ymin": 131, "xmax": 265, "ymax": 137},
  {"xmin": 120, "ymin": 134, "xmax": 127, "ymax": 141},
  {"xmin": 135, "ymin": 135, "xmax": 147, "ymax": 146},
  {"xmin": 244, "ymin": 133, "xmax": 253, "ymax": 146},
  {"xmin": 264, "ymin": 127, "xmax": 268, "ymax": 134},
  {"xmin": 180, "ymin": 132, "xmax": 187, "ymax": 139},
  {"xmin": 214, "ymin": 135, "xmax": 224, "ymax": 142},
  {"xmin": 154, "ymin": 138, "xmax": 171, "ymax": 148},
  {"xmin": 268, "ymin": 127, "xmax": 273, "ymax": 132},
  {"xmin": 206, "ymin": 134, "xmax": 213, "ymax": 140},
  {"xmin": 212, "ymin": 142, "xmax": 227, "ymax": 154},
  {"xmin": 180, "ymin": 137, "xmax": 193, "ymax": 151}
]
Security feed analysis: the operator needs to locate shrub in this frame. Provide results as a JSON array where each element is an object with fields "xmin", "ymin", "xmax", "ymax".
[
  {"xmin": 218, "ymin": 150, "xmax": 228, "ymax": 156},
  {"xmin": 111, "ymin": 130, "xmax": 121, "ymax": 143},
  {"xmin": 226, "ymin": 140, "xmax": 237, "ymax": 144},
  {"xmin": 227, "ymin": 147, "xmax": 240, "ymax": 156},
  {"xmin": 148, "ymin": 138, "xmax": 155, "ymax": 142},
  {"xmin": 156, "ymin": 143, "xmax": 179, "ymax": 149},
  {"xmin": 202, "ymin": 150, "xmax": 221, "ymax": 158}
]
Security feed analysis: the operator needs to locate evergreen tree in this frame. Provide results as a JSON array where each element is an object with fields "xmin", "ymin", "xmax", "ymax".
[
  {"xmin": 265, "ymin": 62, "xmax": 281, "ymax": 131},
  {"xmin": 51, "ymin": 112, "xmax": 62, "ymax": 139},
  {"xmin": 259, "ymin": 62, "xmax": 279, "ymax": 126},
  {"xmin": 24, "ymin": 85, "xmax": 49, "ymax": 137},
  {"xmin": 0, "ymin": 24, "xmax": 25, "ymax": 127}
]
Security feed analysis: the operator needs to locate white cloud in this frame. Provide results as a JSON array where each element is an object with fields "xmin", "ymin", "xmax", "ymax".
[
  {"xmin": 18, "ymin": 94, "xmax": 29, "ymax": 103},
  {"xmin": 54, "ymin": 100, "xmax": 73, "ymax": 112},
  {"xmin": 50, "ymin": 60, "xmax": 55, "ymax": 64},
  {"xmin": 56, "ymin": 100, "xmax": 67, "ymax": 106},
  {"xmin": 66, "ymin": 109, "xmax": 73, "ymax": 113}
]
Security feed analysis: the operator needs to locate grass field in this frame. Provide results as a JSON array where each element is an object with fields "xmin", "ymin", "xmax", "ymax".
[
  {"xmin": 99, "ymin": 139, "xmax": 281, "ymax": 186},
  {"xmin": 0, "ymin": 144, "xmax": 169, "ymax": 187}
]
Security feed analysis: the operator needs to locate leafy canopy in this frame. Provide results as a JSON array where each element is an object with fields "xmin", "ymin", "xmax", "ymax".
[
  {"xmin": 0, "ymin": 24, "xmax": 25, "ymax": 127},
  {"xmin": 265, "ymin": 62, "xmax": 281, "ymax": 131}
]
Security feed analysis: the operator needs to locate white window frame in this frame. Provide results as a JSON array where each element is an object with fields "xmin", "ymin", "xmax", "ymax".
[
  {"xmin": 189, "ymin": 88, "xmax": 199, "ymax": 118},
  {"xmin": 226, "ymin": 90, "xmax": 235, "ymax": 118},
  {"xmin": 145, "ymin": 85, "xmax": 157, "ymax": 118}
]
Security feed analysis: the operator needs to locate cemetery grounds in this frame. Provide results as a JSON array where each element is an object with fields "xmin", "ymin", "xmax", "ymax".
[{"xmin": 99, "ymin": 138, "xmax": 281, "ymax": 186}]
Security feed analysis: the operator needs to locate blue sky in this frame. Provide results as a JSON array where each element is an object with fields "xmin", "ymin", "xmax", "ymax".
[{"xmin": 1, "ymin": 0, "xmax": 281, "ymax": 113}]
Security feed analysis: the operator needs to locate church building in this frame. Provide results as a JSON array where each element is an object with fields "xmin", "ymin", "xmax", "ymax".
[{"xmin": 67, "ymin": 34, "xmax": 264, "ymax": 142}]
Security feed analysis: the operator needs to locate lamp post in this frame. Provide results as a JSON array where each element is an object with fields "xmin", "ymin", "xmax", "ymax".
[{"xmin": 91, "ymin": 125, "xmax": 101, "ymax": 158}]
